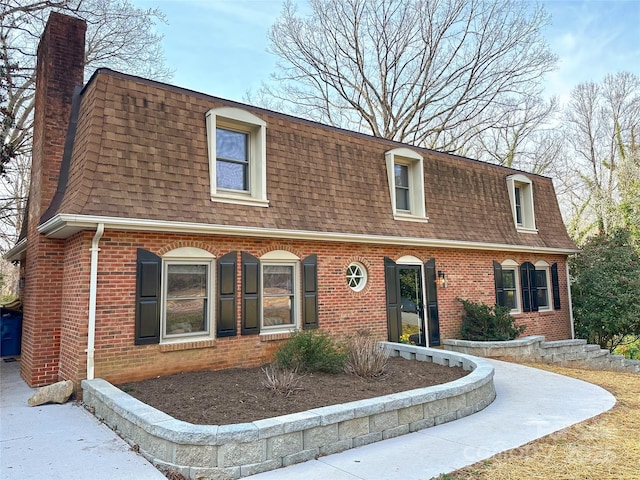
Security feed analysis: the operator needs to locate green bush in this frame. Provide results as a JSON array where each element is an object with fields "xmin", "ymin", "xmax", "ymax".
[
  {"xmin": 570, "ymin": 229, "xmax": 640, "ymax": 352},
  {"xmin": 459, "ymin": 299, "xmax": 525, "ymax": 341},
  {"xmin": 274, "ymin": 330, "xmax": 346, "ymax": 373}
]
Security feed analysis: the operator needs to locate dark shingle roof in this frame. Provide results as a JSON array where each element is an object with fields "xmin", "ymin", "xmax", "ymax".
[{"xmin": 45, "ymin": 69, "xmax": 575, "ymax": 251}]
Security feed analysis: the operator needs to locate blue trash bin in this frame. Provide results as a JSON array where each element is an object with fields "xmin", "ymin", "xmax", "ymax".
[{"xmin": 0, "ymin": 312, "xmax": 22, "ymax": 357}]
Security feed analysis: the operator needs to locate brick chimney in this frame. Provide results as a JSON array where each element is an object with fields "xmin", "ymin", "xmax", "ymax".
[
  {"xmin": 29, "ymin": 12, "xmax": 86, "ymax": 223},
  {"xmin": 21, "ymin": 13, "xmax": 86, "ymax": 387}
]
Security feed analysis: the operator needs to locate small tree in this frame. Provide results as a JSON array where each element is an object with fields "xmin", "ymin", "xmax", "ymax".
[
  {"xmin": 459, "ymin": 299, "xmax": 525, "ymax": 341},
  {"xmin": 570, "ymin": 229, "xmax": 640, "ymax": 352}
]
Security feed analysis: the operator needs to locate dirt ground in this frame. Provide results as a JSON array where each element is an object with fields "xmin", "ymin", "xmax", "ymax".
[{"xmin": 119, "ymin": 357, "xmax": 468, "ymax": 425}]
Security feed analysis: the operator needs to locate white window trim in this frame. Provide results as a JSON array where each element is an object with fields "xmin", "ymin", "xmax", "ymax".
[
  {"xmin": 161, "ymin": 247, "xmax": 215, "ymax": 344},
  {"xmin": 206, "ymin": 107, "xmax": 269, "ymax": 207},
  {"xmin": 534, "ymin": 260, "xmax": 552, "ymax": 311},
  {"xmin": 501, "ymin": 259, "xmax": 522, "ymax": 314},
  {"xmin": 385, "ymin": 148, "xmax": 428, "ymax": 222},
  {"xmin": 260, "ymin": 250, "xmax": 300, "ymax": 333},
  {"xmin": 506, "ymin": 174, "xmax": 537, "ymax": 233},
  {"xmin": 346, "ymin": 262, "xmax": 367, "ymax": 292}
]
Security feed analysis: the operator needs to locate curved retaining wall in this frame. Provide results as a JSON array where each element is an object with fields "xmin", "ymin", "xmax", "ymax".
[
  {"xmin": 443, "ymin": 336, "xmax": 640, "ymax": 373},
  {"xmin": 82, "ymin": 342, "xmax": 496, "ymax": 479}
]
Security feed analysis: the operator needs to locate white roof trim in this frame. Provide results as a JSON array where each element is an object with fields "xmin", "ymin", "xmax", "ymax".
[
  {"xmin": 3, "ymin": 238, "xmax": 27, "ymax": 262},
  {"xmin": 37, "ymin": 214, "xmax": 579, "ymax": 255}
]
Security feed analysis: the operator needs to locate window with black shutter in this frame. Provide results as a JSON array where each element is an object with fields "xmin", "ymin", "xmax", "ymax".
[
  {"xmin": 242, "ymin": 252, "xmax": 260, "ymax": 335},
  {"xmin": 301, "ymin": 254, "xmax": 318, "ymax": 330},
  {"xmin": 551, "ymin": 263, "xmax": 561, "ymax": 310},
  {"xmin": 520, "ymin": 262, "xmax": 538, "ymax": 312},
  {"xmin": 135, "ymin": 249, "xmax": 161, "ymax": 345},
  {"xmin": 217, "ymin": 251, "xmax": 237, "ymax": 337}
]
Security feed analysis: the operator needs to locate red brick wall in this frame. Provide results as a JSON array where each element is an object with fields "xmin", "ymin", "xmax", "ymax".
[
  {"xmin": 58, "ymin": 232, "xmax": 92, "ymax": 383},
  {"xmin": 51, "ymin": 230, "xmax": 572, "ymax": 387},
  {"xmin": 21, "ymin": 13, "xmax": 86, "ymax": 386}
]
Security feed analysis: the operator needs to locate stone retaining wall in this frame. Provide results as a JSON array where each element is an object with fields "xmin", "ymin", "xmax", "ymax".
[
  {"xmin": 443, "ymin": 336, "xmax": 640, "ymax": 374},
  {"xmin": 81, "ymin": 343, "xmax": 496, "ymax": 480}
]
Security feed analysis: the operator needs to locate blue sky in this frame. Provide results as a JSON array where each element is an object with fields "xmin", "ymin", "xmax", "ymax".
[{"xmin": 131, "ymin": 0, "xmax": 640, "ymax": 106}]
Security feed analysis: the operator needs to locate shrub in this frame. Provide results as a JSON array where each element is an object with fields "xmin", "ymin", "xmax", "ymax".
[
  {"xmin": 570, "ymin": 229, "xmax": 640, "ymax": 351},
  {"xmin": 261, "ymin": 364, "xmax": 304, "ymax": 396},
  {"xmin": 344, "ymin": 330, "xmax": 388, "ymax": 378},
  {"xmin": 459, "ymin": 298, "xmax": 525, "ymax": 341},
  {"xmin": 274, "ymin": 330, "xmax": 346, "ymax": 373}
]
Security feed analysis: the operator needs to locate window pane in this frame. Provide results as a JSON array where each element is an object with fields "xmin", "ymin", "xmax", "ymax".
[
  {"xmin": 514, "ymin": 186, "xmax": 523, "ymax": 225},
  {"xmin": 396, "ymin": 188, "xmax": 409, "ymax": 210},
  {"xmin": 216, "ymin": 160, "xmax": 247, "ymax": 190},
  {"xmin": 503, "ymin": 270, "xmax": 515, "ymax": 289},
  {"xmin": 263, "ymin": 296, "xmax": 293, "ymax": 326},
  {"xmin": 537, "ymin": 288, "xmax": 549, "ymax": 307},
  {"xmin": 167, "ymin": 265, "xmax": 207, "ymax": 298},
  {"xmin": 165, "ymin": 298, "xmax": 206, "ymax": 335},
  {"xmin": 395, "ymin": 164, "xmax": 409, "ymax": 187},
  {"xmin": 263, "ymin": 265, "xmax": 293, "ymax": 294},
  {"xmin": 504, "ymin": 290, "xmax": 517, "ymax": 310},
  {"xmin": 536, "ymin": 270, "xmax": 549, "ymax": 307},
  {"xmin": 535, "ymin": 270, "xmax": 547, "ymax": 287},
  {"xmin": 216, "ymin": 128, "xmax": 247, "ymax": 161}
]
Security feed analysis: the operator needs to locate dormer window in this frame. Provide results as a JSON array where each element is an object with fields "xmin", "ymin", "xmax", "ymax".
[
  {"xmin": 507, "ymin": 174, "xmax": 536, "ymax": 233},
  {"xmin": 206, "ymin": 107, "xmax": 268, "ymax": 207},
  {"xmin": 395, "ymin": 163, "xmax": 410, "ymax": 211},
  {"xmin": 385, "ymin": 148, "xmax": 428, "ymax": 222},
  {"xmin": 216, "ymin": 128, "xmax": 249, "ymax": 191}
]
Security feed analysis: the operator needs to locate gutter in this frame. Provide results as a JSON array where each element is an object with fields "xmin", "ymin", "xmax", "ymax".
[
  {"xmin": 38, "ymin": 214, "xmax": 580, "ymax": 255},
  {"xmin": 3, "ymin": 238, "xmax": 27, "ymax": 262},
  {"xmin": 86, "ymin": 223, "xmax": 104, "ymax": 380}
]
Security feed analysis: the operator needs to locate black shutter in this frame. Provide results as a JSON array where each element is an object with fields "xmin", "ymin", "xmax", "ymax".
[
  {"xmin": 301, "ymin": 254, "xmax": 318, "ymax": 330},
  {"xmin": 493, "ymin": 261, "xmax": 505, "ymax": 307},
  {"xmin": 424, "ymin": 259, "xmax": 441, "ymax": 347},
  {"xmin": 520, "ymin": 262, "xmax": 538, "ymax": 312},
  {"xmin": 384, "ymin": 257, "xmax": 401, "ymax": 342},
  {"xmin": 217, "ymin": 252, "xmax": 237, "ymax": 337},
  {"xmin": 551, "ymin": 262, "xmax": 561, "ymax": 310},
  {"xmin": 241, "ymin": 252, "xmax": 260, "ymax": 335},
  {"xmin": 135, "ymin": 249, "xmax": 161, "ymax": 345}
]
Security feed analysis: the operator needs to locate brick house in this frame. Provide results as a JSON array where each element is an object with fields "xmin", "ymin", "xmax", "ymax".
[{"xmin": 6, "ymin": 13, "xmax": 577, "ymax": 390}]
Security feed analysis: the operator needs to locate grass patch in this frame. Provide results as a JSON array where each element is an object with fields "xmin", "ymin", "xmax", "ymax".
[{"xmin": 439, "ymin": 365, "xmax": 639, "ymax": 479}]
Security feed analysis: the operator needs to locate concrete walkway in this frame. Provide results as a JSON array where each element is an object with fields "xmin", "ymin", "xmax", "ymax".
[
  {"xmin": 0, "ymin": 359, "xmax": 165, "ymax": 480},
  {"xmin": 247, "ymin": 359, "xmax": 616, "ymax": 479},
  {"xmin": 1, "ymin": 357, "xmax": 615, "ymax": 480}
]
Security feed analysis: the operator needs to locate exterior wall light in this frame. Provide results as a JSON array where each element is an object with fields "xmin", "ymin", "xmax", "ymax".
[{"xmin": 438, "ymin": 270, "xmax": 447, "ymax": 288}]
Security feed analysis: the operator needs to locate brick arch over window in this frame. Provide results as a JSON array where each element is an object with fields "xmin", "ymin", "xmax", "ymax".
[
  {"xmin": 156, "ymin": 241, "xmax": 219, "ymax": 258},
  {"xmin": 255, "ymin": 244, "xmax": 304, "ymax": 259}
]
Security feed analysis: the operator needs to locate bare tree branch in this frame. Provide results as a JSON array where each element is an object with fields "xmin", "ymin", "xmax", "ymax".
[
  {"xmin": 562, "ymin": 72, "xmax": 640, "ymax": 241},
  {"xmin": 0, "ymin": 0, "xmax": 174, "ymax": 257},
  {"xmin": 258, "ymin": 0, "xmax": 557, "ymax": 156}
]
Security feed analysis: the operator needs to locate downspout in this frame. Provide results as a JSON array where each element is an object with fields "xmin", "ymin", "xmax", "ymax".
[
  {"xmin": 86, "ymin": 223, "xmax": 104, "ymax": 380},
  {"xmin": 566, "ymin": 261, "xmax": 575, "ymax": 339}
]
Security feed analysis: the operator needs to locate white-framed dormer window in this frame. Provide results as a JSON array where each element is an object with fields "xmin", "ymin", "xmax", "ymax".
[
  {"xmin": 206, "ymin": 107, "xmax": 268, "ymax": 207},
  {"xmin": 385, "ymin": 147, "xmax": 428, "ymax": 222},
  {"xmin": 506, "ymin": 174, "xmax": 537, "ymax": 233},
  {"xmin": 501, "ymin": 259, "xmax": 521, "ymax": 314},
  {"xmin": 260, "ymin": 250, "xmax": 300, "ymax": 332},
  {"xmin": 161, "ymin": 247, "xmax": 215, "ymax": 343},
  {"xmin": 534, "ymin": 260, "xmax": 552, "ymax": 311}
]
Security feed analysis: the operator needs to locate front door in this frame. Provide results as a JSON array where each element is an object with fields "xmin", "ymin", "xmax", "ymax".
[
  {"xmin": 399, "ymin": 266, "xmax": 426, "ymax": 346},
  {"xmin": 384, "ymin": 257, "xmax": 441, "ymax": 347}
]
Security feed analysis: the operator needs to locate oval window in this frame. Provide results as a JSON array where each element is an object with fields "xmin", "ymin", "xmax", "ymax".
[{"xmin": 346, "ymin": 262, "xmax": 367, "ymax": 292}]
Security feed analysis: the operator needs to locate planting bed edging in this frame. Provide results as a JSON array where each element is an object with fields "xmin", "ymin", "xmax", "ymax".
[
  {"xmin": 81, "ymin": 343, "xmax": 496, "ymax": 480},
  {"xmin": 443, "ymin": 336, "xmax": 640, "ymax": 373}
]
